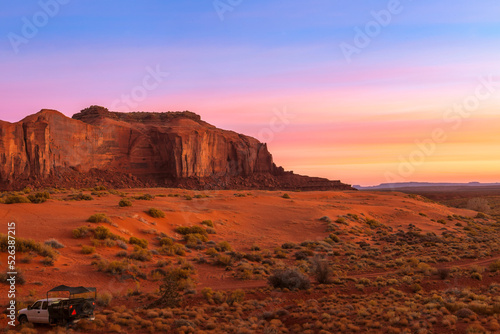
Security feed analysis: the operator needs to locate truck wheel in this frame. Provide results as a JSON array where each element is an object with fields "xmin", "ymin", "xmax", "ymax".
[
  {"xmin": 81, "ymin": 301, "xmax": 93, "ymax": 314},
  {"xmin": 18, "ymin": 315, "xmax": 28, "ymax": 325}
]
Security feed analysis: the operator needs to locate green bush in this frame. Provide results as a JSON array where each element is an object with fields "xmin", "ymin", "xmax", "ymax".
[
  {"xmin": 87, "ymin": 213, "xmax": 110, "ymax": 223},
  {"xmin": 159, "ymin": 243, "xmax": 185, "ymax": 256},
  {"xmin": 147, "ymin": 208, "xmax": 165, "ymax": 218},
  {"xmin": 282, "ymin": 193, "xmax": 291, "ymax": 199},
  {"xmin": 201, "ymin": 220, "xmax": 214, "ymax": 227},
  {"xmin": 216, "ymin": 241, "xmax": 232, "ymax": 252},
  {"xmin": 175, "ymin": 226, "xmax": 207, "ymax": 236},
  {"xmin": 119, "ymin": 199, "xmax": 132, "ymax": 207},
  {"xmin": 72, "ymin": 227, "xmax": 90, "ymax": 239},
  {"xmin": 0, "ymin": 234, "xmax": 56, "ymax": 259},
  {"xmin": 94, "ymin": 260, "xmax": 128, "ymax": 275},
  {"xmin": 27, "ymin": 191, "xmax": 50, "ymax": 203},
  {"xmin": 135, "ymin": 194, "xmax": 154, "ymax": 200},
  {"xmin": 129, "ymin": 247, "xmax": 152, "ymax": 261},
  {"xmin": 94, "ymin": 226, "xmax": 111, "ymax": 240},
  {"xmin": 81, "ymin": 246, "xmax": 96, "ymax": 254},
  {"xmin": 4, "ymin": 195, "xmax": 31, "ymax": 204},
  {"xmin": 72, "ymin": 193, "xmax": 93, "ymax": 201},
  {"xmin": 129, "ymin": 237, "xmax": 148, "ymax": 249},
  {"xmin": 159, "ymin": 237, "xmax": 174, "ymax": 247}
]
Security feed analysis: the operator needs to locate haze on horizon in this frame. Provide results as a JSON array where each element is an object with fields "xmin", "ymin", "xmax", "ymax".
[{"xmin": 1, "ymin": 0, "xmax": 499, "ymax": 186}]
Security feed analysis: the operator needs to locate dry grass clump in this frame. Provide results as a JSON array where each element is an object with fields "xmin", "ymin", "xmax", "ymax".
[
  {"xmin": 87, "ymin": 213, "xmax": 111, "ymax": 223},
  {"xmin": 147, "ymin": 208, "xmax": 165, "ymax": 218}
]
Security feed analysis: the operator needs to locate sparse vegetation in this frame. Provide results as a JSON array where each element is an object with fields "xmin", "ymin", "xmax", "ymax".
[
  {"xmin": 44, "ymin": 238, "xmax": 64, "ymax": 249},
  {"xmin": 147, "ymin": 207, "xmax": 165, "ymax": 218},
  {"xmin": 118, "ymin": 199, "xmax": 132, "ymax": 207},
  {"xmin": 87, "ymin": 213, "xmax": 111, "ymax": 223},
  {"xmin": 268, "ymin": 267, "xmax": 310, "ymax": 290}
]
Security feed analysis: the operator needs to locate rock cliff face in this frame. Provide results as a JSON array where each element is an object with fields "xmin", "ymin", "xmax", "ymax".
[{"xmin": 0, "ymin": 106, "xmax": 354, "ymax": 191}]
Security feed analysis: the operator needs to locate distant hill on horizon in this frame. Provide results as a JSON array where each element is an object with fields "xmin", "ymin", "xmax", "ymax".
[{"xmin": 354, "ymin": 182, "xmax": 500, "ymax": 191}]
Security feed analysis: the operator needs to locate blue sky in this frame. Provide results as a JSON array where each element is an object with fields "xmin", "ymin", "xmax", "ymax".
[{"xmin": 1, "ymin": 0, "xmax": 500, "ymax": 185}]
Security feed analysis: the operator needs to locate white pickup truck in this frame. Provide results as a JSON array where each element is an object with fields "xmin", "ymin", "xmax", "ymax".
[
  {"xmin": 18, "ymin": 298, "xmax": 66, "ymax": 324},
  {"xmin": 17, "ymin": 285, "xmax": 96, "ymax": 326}
]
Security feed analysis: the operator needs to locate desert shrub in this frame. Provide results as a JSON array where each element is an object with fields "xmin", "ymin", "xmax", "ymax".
[
  {"xmin": 294, "ymin": 250, "xmax": 313, "ymax": 260},
  {"xmin": 94, "ymin": 226, "xmax": 112, "ymax": 240},
  {"xmin": 281, "ymin": 242, "xmax": 296, "ymax": 249},
  {"xmin": 489, "ymin": 260, "xmax": 500, "ymax": 272},
  {"xmin": 310, "ymin": 256, "xmax": 333, "ymax": 284},
  {"xmin": 72, "ymin": 193, "xmax": 93, "ymax": 201},
  {"xmin": 475, "ymin": 212, "xmax": 487, "ymax": 219},
  {"xmin": 282, "ymin": 193, "xmax": 291, "ymax": 199},
  {"xmin": 119, "ymin": 199, "xmax": 132, "ymax": 207},
  {"xmin": 147, "ymin": 208, "xmax": 165, "ymax": 218},
  {"xmin": 82, "ymin": 246, "xmax": 96, "ymax": 254},
  {"xmin": 136, "ymin": 194, "xmax": 155, "ymax": 200},
  {"xmin": 129, "ymin": 237, "xmax": 148, "ymax": 249},
  {"xmin": 228, "ymin": 290, "xmax": 245, "ymax": 304},
  {"xmin": 27, "ymin": 191, "xmax": 50, "ymax": 203},
  {"xmin": 1, "ymin": 269, "xmax": 26, "ymax": 285},
  {"xmin": 73, "ymin": 226, "xmax": 91, "ymax": 239},
  {"xmin": 41, "ymin": 256, "xmax": 55, "ymax": 266},
  {"xmin": 4, "ymin": 195, "xmax": 31, "ymax": 204},
  {"xmin": 365, "ymin": 219, "xmax": 382, "ymax": 229},
  {"xmin": 94, "ymin": 260, "xmax": 129, "ymax": 275},
  {"xmin": 0, "ymin": 234, "xmax": 56, "ymax": 259},
  {"xmin": 96, "ymin": 292, "xmax": 112, "ymax": 306},
  {"xmin": 467, "ymin": 198, "xmax": 490, "ymax": 213},
  {"xmin": 159, "ymin": 237, "xmax": 174, "ymax": 247},
  {"xmin": 44, "ymin": 239, "xmax": 64, "ymax": 249},
  {"xmin": 116, "ymin": 240, "xmax": 128, "ymax": 250},
  {"xmin": 116, "ymin": 250, "xmax": 127, "ymax": 257},
  {"xmin": 268, "ymin": 267, "xmax": 310, "ymax": 290},
  {"xmin": 216, "ymin": 241, "xmax": 232, "ymax": 252},
  {"xmin": 214, "ymin": 254, "xmax": 233, "ymax": 267},
  {"xmin": 175, "ymin": 226, "xmax": 207, "ymax": 236},
  {"xmin": 201, "ymin": 220, "xmax": 214, "ymax": 227},
  {"xmin": 184, "ymin": 195, "xmax": 192, "ymax": 200},
  {"xmin": 128, "ymin": 247, "xmax": 152, "ymax": 262},
  {"xmin": 471, "ymin": 272, "xmax": 482, "ymax": 280},
  {"xmin": 250, "ymin": 244, "xmax": 260, "ymax": 251},
  {"xmin": 456, "ymin": 308, "xmax": 476, "ymax": 319},
  {"xmin": 327, "ymin": 234, "xmax": 340, "ymax": 243},
  {"xmin": 87, "ymin": 213, "xmax": 110, "ymax": 223},
  {"xmin": 319, "ymin": 216, "xmax": 332, "ymax": 223},
  {"xmin": 159, "ymin": 243, "xmax": 185, "ymax": 256},
  {"xmin": 438, "ymin": 268, "xmax": 451, "ymax": 280},
  {"xmin": 206, "ymin": 247, "xmax": 218, "ymax": 256}
]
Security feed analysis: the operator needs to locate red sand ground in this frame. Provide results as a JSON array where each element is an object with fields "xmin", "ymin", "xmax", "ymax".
[{"xmin": 0, "ymin": 189, "xmax": 478, "ymax": 303}]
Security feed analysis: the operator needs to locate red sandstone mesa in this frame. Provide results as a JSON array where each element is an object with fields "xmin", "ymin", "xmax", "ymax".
[{"xmin": 0, "ymin": 106, "xmax": 353, "ymax": 191}]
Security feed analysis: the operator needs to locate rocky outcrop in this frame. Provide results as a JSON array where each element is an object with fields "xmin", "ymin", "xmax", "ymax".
[{"xmin": 0, "ymin": 106, "xmax": 353, "ymax": 191}]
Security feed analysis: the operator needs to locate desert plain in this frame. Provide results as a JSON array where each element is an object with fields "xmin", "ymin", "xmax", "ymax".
[{"xmin": 2, "ymin": 187, "xmax": 500, "ymax": 333}]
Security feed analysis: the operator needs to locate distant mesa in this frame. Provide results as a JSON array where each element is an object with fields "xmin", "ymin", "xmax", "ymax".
[{"xmin": 0, "ymin": 105, "xmax": 354, "ymax": 191}]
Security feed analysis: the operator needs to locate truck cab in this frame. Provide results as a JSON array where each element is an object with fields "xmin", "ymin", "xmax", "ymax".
[{"xmin": 18, "ymin": 298, "xmax": 67, "ymax": 324}]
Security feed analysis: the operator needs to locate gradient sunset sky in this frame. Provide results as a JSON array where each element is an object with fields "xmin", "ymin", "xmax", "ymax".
[{"xmin": 1, "ymin": 1, "xmax": 500, "ymax": 186}]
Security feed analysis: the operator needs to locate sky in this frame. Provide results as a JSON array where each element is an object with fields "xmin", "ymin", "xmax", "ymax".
[{"xmin": 1, "ymin": 0, "xmax": 500, "ymax": 186}]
